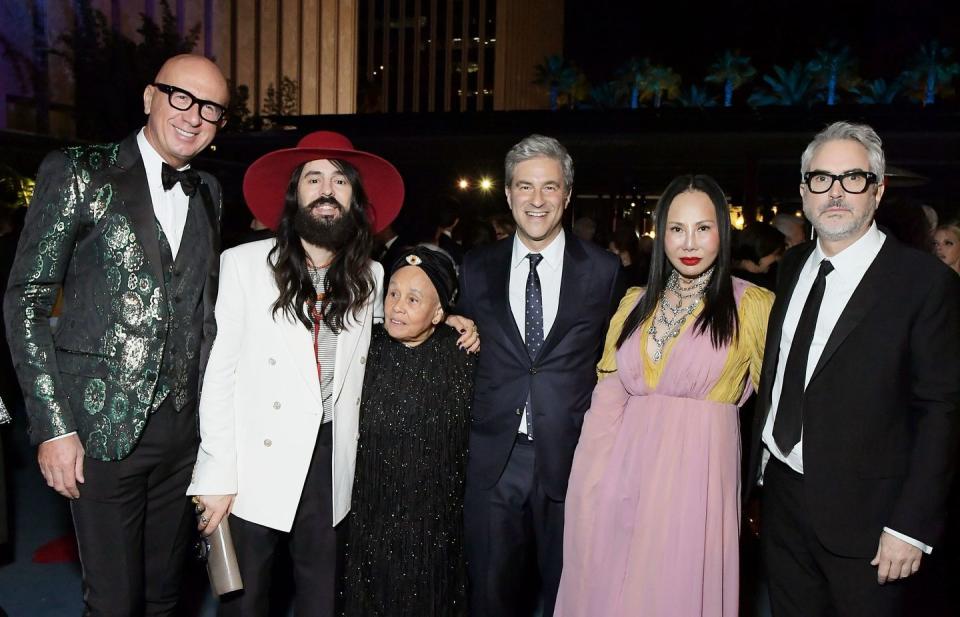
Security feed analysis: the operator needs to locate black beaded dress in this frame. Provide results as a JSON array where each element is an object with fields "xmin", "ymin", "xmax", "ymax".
[{"xmin": 342, "ymin": 324, "xmax": 476, "ymax": 617}]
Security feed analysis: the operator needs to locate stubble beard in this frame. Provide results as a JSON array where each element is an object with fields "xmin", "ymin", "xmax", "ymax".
[{"xmin": 804, "ymin": 196, "xmax": 876, "ymax": 243}]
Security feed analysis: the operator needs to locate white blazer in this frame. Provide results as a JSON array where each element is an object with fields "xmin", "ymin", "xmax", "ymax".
[{"xmin": 187, "ymin": 239, "xmax": 383, "ymax": 531}]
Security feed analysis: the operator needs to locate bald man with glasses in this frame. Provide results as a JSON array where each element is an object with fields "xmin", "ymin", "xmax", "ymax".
[{"xmin": 4, "ymin": 54, "xmax": 229, "ymax": 616}]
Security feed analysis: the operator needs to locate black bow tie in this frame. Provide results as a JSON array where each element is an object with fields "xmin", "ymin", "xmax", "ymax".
[{"xmin": 161, "ymin": 163, "xmax": 201, "ymax": 197}]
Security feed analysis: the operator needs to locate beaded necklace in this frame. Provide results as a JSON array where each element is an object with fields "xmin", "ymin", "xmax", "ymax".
[{"xmin": 648, "ymin": 266, "xmax": 714, "ymax": 362}]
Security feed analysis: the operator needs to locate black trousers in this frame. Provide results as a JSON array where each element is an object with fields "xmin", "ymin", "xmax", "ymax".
[
  {"xmin": 71, "ymin": 398, "xmax": 198, "ymax": 617},
  {"xmin": 465, "ymin": 436, "xmax": 565, "ymax": 617},
  {"xmin": 761, "ymin": 457, "xmax": 905, "ymax": 617},
  {"xmin": 220, "ymin": 422, "xmax": 337, "ymax": 617}
]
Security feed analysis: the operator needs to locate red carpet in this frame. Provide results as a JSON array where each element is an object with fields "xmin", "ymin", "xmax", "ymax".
[{"xmin": 32, "ymin": 534, "xmax": 79, "ymax": 563}]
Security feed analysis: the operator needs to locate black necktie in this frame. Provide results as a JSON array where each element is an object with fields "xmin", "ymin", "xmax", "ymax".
[
  {"xmin": 773, "ymin": 259, "xmax": 835, "ymax": 454},
  {"xmin": 161, "ymin": 162, "xmax": 201, "ymax": 197},
  {"xmin": 524, "ymin": 253, "xmax": 544, "ymax": 438}
]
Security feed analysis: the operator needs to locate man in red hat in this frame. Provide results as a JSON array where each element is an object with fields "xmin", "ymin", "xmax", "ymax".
[
  {"xmin": 188, "ymin": 131, "xmax": 477, "ymax": 616},
  {"xmin": 5, "ymin": 54, "xmax": 228, "ymax": 616}
]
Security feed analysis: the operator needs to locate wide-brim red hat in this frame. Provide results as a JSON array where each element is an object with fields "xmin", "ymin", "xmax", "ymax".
[{"xmin": 243, "ymin": 131, "xmax": 404, "ymax": 233}]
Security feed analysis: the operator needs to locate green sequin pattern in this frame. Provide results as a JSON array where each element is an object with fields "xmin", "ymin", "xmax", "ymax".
[{"xmin": 3, "ymin": 139, "xmax": 216, "ymax": 460}]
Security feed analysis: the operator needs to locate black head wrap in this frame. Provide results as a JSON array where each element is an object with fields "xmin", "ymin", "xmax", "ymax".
[{"xmin": 389, "ymin": 246, "xmax": 458, "ymax": 312}]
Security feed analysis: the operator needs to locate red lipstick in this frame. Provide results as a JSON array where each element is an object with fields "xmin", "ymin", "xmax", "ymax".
[{"xmin": 680, "ymin": 257, "xmax": 702, "ymax": 266}]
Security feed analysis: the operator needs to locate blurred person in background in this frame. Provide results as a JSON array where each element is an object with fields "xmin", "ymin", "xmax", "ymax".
[
  {"xmin": 607, "ymin": 225, "xmax": 649, "ymax": 287},
  {"xmin": 875, "ymin": 195, "xmax": 934, "ymax": 253},
  {"xmin": 771, "ymin": 213, "xmax": 807, "ymax": 249},
  {"xmin": 732, "ymin": 224, "xmax": 786, "ymax": 291},
  {"xmin": 572, "ymin": 217, "xmax": 597, "ymax": 244},
  {"xmin": 933, "ymin": 221, "xmax": 960, "ymax": 275},
  {"xmin": 490, "ymin": 213, "xmax": 516, "ymax": 241}
]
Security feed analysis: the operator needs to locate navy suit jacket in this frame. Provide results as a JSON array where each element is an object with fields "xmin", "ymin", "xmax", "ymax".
[{"xmin": 457, "ymin": 233, "xmax": 624, "ymax": 500}]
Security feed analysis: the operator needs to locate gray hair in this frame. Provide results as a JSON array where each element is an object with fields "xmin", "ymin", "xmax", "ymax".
[
  {"xmin": 504, "ymin": 134, "xmax": 574, "ymax": 194},
  {"xmin": 800, "ymin": 121, "xmax": 886, "ymax": 180}
]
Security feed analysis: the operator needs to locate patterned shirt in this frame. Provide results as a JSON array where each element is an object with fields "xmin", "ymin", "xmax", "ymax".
[{"xmin": 308, "ymin": 266, "xmax": 337, "ymax": 424}]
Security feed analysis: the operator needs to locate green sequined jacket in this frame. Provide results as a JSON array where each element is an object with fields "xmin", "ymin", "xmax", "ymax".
[{"xmin": 3, "ymin": 132, "xmax": 221, "ymax": 460}]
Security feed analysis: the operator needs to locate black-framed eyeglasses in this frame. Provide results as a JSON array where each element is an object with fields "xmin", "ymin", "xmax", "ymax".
[
  {"xmin": 803, "ymin": 170, "xmax": 878, "ymax": 194},
  {"xmin": 152, "ymin": 82, "xmax": 226, "ymax": 123}
]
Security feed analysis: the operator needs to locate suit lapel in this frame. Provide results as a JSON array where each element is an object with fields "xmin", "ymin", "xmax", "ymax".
[
  {"xmin": 112, "ymin": 134, "xmax": 165, "ymax": 288},
  {"xmin": 277, "ymin": 312, "xmax": 324, "ymax": 406},
  {"xmin": 807, "ymin": 239, "xmax": 892, "ymax": 382},
  {"xmin": 196, "ymin": 181, "xmax": 221, "ymax": 255},
  {"xmin": 537, "ymin": 236, "xmax": 589, "ymax": 361},
  {"xmin": 332, "ymin": 297, "xmax": 371, "ymax": 403},
  {"xmin": 487, "ymin": 240, "xmax": 527, "ymax": 359}
]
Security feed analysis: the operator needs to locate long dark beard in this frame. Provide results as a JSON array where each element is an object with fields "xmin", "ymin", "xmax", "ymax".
[{"xmin": 294, "ymin": 199, "xmax": 358, "ymax": 252}]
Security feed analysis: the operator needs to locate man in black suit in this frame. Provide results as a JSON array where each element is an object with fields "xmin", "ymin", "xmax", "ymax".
[
  {"xmin": 4, "ymin": 55, "xmax": 227, "ymax": 616},
  {"xmin": 458, "ymin": 134, "xmax": 623, "ymax": 617},
  {"xmin": 746, "ymin": 121, "xmax": 960, "ymax": 617}
]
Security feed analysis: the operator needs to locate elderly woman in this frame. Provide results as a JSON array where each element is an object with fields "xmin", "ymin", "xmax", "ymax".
[{"xmin": 342, "ymin": 247, "xmax": 476, "ymax": 617}]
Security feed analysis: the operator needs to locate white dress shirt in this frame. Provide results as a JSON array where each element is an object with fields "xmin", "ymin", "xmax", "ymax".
[
  {"xmin": 509, "ymin": 231, "xmax": 565, "ymax": 435},
  {"xmin": 137, "ymin": 129, "xmax": 191, "ymax": 260},
  {"xmin": 761, "ymin": 223, "xmax": 931, "ymax": 553}
]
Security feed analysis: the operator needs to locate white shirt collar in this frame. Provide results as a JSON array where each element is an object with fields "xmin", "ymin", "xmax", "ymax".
[
  {"xmin": 136, "ymin": 128, "xmax": 191, "ymax": 180},
  {"xmin": 511, "ymin": 229, "xmax": 566, "ymax": 271},
  {"xmin": 811, "ymin": 222, "xmax": 885, "ymax": 279}
]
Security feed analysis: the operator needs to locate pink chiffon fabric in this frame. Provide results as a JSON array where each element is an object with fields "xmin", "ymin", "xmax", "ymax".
[{"xmin": 555, "ymin": 285, "xmax": 753, "ymax": 617}]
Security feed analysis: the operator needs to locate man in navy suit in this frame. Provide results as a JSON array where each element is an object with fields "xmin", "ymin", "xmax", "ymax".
[{"xmin": 458, "ymin": 134, "xmax": 624, "ymax": 617}]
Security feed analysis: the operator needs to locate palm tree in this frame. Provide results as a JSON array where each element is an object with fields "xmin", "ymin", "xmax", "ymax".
[
  {"xmin": 748, "ymin": 63, "xmax": 816, "ymax": 107},
  {"xmin": 807, "ymin": 45, "xmax": 858, "ymax": 105},
  {"xmin": 678, "ymin": 84, "xmax": 718, "ymax": 109},
  {"xmin": 617, "ymin": 57, "xmax": 651, "ymax": 109},
  {"xmin": 533, "ymin": 55, "xmax": 578, "ymax": 111},
  {"xmin": 905, "ymin": 40, "xmax": 960, "ymax": 105},
  {"xmin": 640, "ymin": 65, "xmax": 681, "ymax": 108},
  {"xmin": 567, "ymin": 69, "xmax": 591, "ymax": 110},
  {"xmin": 705, "ymin": 50, "xmax": 756, "ymax": 107},
  {"xmin": 853, "ymin": 78, "xmax": 902, "ymax": 105},
  {"xmin": 586, "ymin": 81, "xmax": 625, "ymax": 110}
]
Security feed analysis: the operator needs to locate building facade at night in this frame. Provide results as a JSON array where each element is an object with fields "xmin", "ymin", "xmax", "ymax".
[{"xmin": 0, "ymin": 0, "xmax": 562, "ymax": 136}]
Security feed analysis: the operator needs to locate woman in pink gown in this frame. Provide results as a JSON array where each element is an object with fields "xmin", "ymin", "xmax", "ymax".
[{"xmin": 555, "ymin": 175, "xmax": 772, "ymax": 617}]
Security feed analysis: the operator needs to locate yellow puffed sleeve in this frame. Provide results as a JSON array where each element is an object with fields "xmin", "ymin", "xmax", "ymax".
[
  {"xmin": 596, "ymin": 287, "xmax": 645, "ymax": 380},
  {"xmin": 704, "ymin": 283, "xmax": 775, "ymax": 403},
  {"xmin": 739, "ymin": 285, "xmax": 775, "ymax": 390}
]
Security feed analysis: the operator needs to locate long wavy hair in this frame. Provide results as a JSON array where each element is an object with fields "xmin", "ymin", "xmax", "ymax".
[
  {"xmin": 269, "ymin": 159, "xmax": 375, "ymax": 332},
  {"xmin": 616, "ymin": 174, "xmax": 739, "ymax": 350}
]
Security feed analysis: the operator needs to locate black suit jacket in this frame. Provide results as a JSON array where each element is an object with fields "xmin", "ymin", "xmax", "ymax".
[
  {"xmin": 4, "ymin": 131, "xmax": 221, "ymax": 460},
  {"xmin": 746, "ymin": 236, "xmax": 960, "ymax": 557},
  {"xmin": 458, "ymin": 233, "xmax": 624, "ymax": 500}
]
